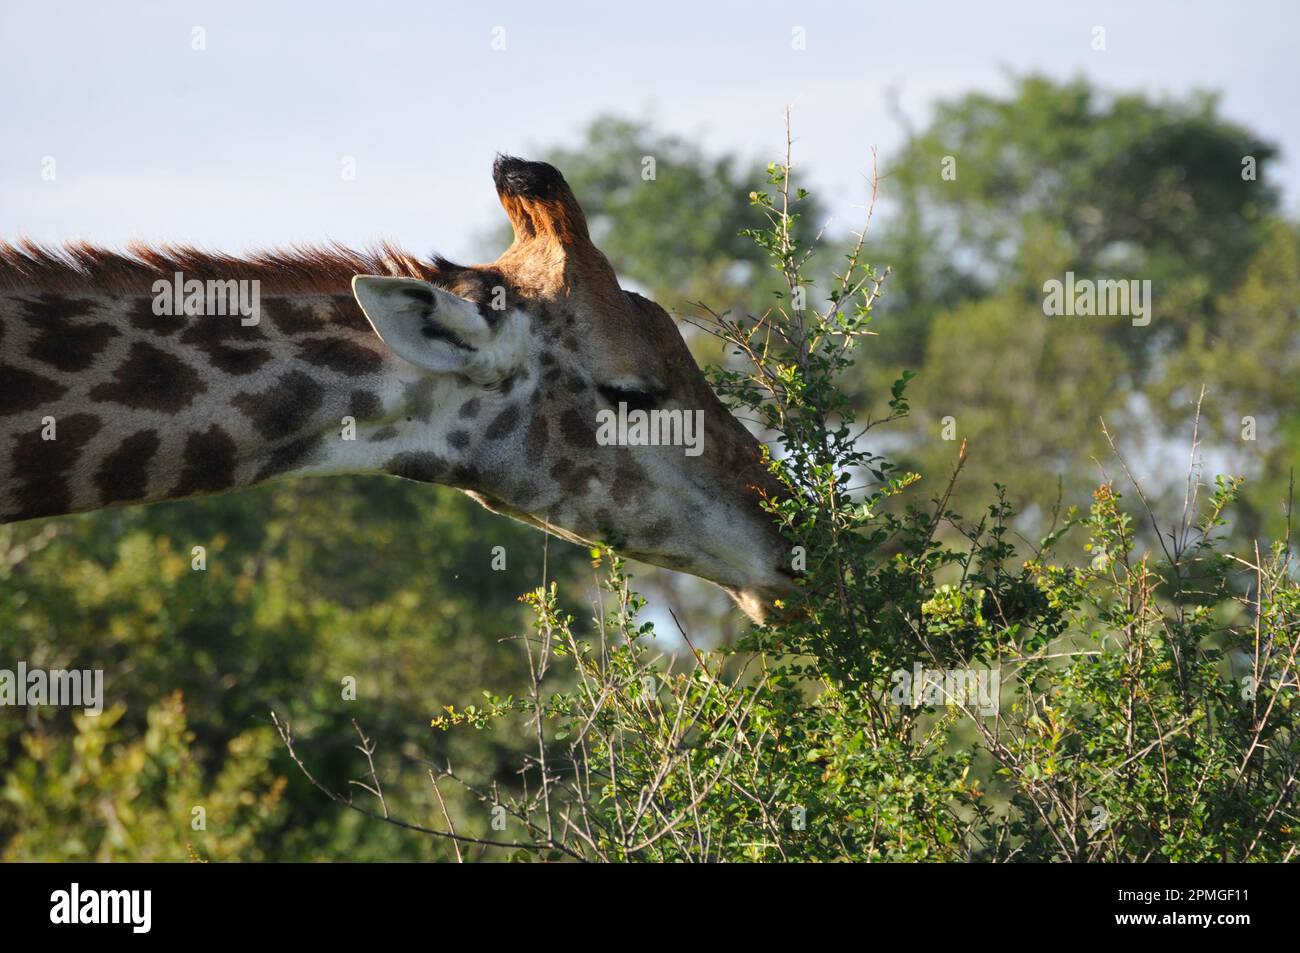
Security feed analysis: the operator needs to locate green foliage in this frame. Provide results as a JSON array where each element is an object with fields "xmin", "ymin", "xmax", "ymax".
[
  {"xmin": 884, "ymin": 75, "xmax": 1278, "ymax": 325},
  {"xmin": 865, "ymin": 75, "xmax": 1291, "ymax": 537},
  {"xmin": 0, "ymin": 479, "xmax": 589, "ymax": 861},
  {"xmin": 3, "ymin": 693, "xmax": 284, "ymax": 861}
]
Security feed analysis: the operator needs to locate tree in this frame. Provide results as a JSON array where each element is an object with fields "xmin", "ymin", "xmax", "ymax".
[
  {"xmin": 866, "ymin": 75, "xmax": 1288, "ymax": 533},
  {"xmin": 0, "ymin": 477, "xmax": 590, "ymax": 861}
]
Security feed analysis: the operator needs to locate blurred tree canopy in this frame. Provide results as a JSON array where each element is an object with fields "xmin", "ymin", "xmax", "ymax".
[
  {"xmin": 2, "ymin": 479, "xmax": 591, "ymax": 860},
  {"xmin": 866, "ymin": 76, "xmax": 1290, "ymax": 536}
]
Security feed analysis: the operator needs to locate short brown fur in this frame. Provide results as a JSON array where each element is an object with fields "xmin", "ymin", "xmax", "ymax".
[{"xmin": 0, "ymin": 239, "xmax": 441, "ymax": 295}]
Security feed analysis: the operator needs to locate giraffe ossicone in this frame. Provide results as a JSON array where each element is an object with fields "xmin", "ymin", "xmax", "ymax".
[{"xmin": 0, "ymin": 155, "xmax": 796, "ymax": 621}]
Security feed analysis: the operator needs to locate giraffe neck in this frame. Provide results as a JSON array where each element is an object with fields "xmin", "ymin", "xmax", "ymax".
[{"xmin": 0, "ymin": 287, "xmax": 457, "ymax": 523}]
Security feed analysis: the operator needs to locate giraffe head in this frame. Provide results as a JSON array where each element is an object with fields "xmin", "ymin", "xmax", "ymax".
[{"xmin": 351, "ymin": 156, "xmax": 795, "ymax": 621}]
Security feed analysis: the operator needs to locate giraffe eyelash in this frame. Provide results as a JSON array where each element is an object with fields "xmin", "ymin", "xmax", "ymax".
[{"xmin": 598, "ymin": 385, "xmax": 665, "ymax": 413}]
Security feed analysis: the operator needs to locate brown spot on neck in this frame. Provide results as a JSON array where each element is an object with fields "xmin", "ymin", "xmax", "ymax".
[
  {"xmin": 10, "ymin": 413, "xmax": 101, "ymax": 520},
  {"xmin": 95, "ymin": 429, "xmax": 161, "ymax": 504},
  {"xmin": 296, "ymin": 336, "xmax": 383, "ymax": 377},
  {"xmin": 0, "ymin": 363, "xmax": 68, "ymax": 416},
  {"xmin": 171, "ymin": 425, "xmax": 238, "ymax": 497},
  {"xmin": 485, "ymin": 404, "xmax": 521, "ymax": 440},
  {"xmin": 254, "ymin": 433, "xmax": 323, "ymax": 482},
  {"xmin": 232, "ymin": 370, "xmax": 325, "ymax": 440},
  {"xmin": 179, "ymin": 315, "xmax": 272, "ymax": 376},
  {"xmin": 88, "ymin": 341, "xmax": 207, "ymax": 413},
  {"xmin": 349, "ymin": 390, "xmax": 383, "ymax": 420},
  {"xmin": 385, "ymin": 451, "xmax": 449, "ymax": 484},
  {"xmin": 22, "ymin": 293, "xmax": 120, "ymax": 373}
]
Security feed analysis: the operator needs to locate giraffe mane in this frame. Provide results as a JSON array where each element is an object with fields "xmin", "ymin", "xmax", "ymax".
[{"xmin": 0, "ymin": 239, "xmax": 452, "ymax": 295}]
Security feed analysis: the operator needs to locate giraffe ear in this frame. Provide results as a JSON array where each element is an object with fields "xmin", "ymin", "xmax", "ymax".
[
  {"xmin": 351, "ymin": 276, "xmax": 528, "ymax": 385},
  {"xmin": 352, "ymin": 276, "xmax": 488, "ymax": 373}
]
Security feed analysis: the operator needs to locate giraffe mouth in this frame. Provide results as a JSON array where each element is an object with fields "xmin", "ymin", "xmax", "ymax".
[{"xmin": 724, "ymin": 583, "xmax": 802, "ymax": 625}]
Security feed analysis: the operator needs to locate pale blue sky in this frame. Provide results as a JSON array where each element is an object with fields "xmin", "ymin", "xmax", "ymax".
[{"xmin": 3, "ymin": 0, "xmax": 1296, "ymax": 261}]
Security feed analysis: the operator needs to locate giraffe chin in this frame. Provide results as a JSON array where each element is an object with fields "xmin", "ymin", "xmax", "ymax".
[{"xmin": 724, "ymin": 584, "xmax": 803, "ymax": 626}]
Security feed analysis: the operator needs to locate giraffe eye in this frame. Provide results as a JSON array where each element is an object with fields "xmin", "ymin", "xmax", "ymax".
[{"xmin": 599, "ymin": 384, "xmax": 664, "ymax": 413}]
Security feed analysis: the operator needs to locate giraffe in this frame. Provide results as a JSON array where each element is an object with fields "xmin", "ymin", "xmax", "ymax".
[{"xmin": 0, "ymin": 156, "xmax": 797, "ymax": 620}]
